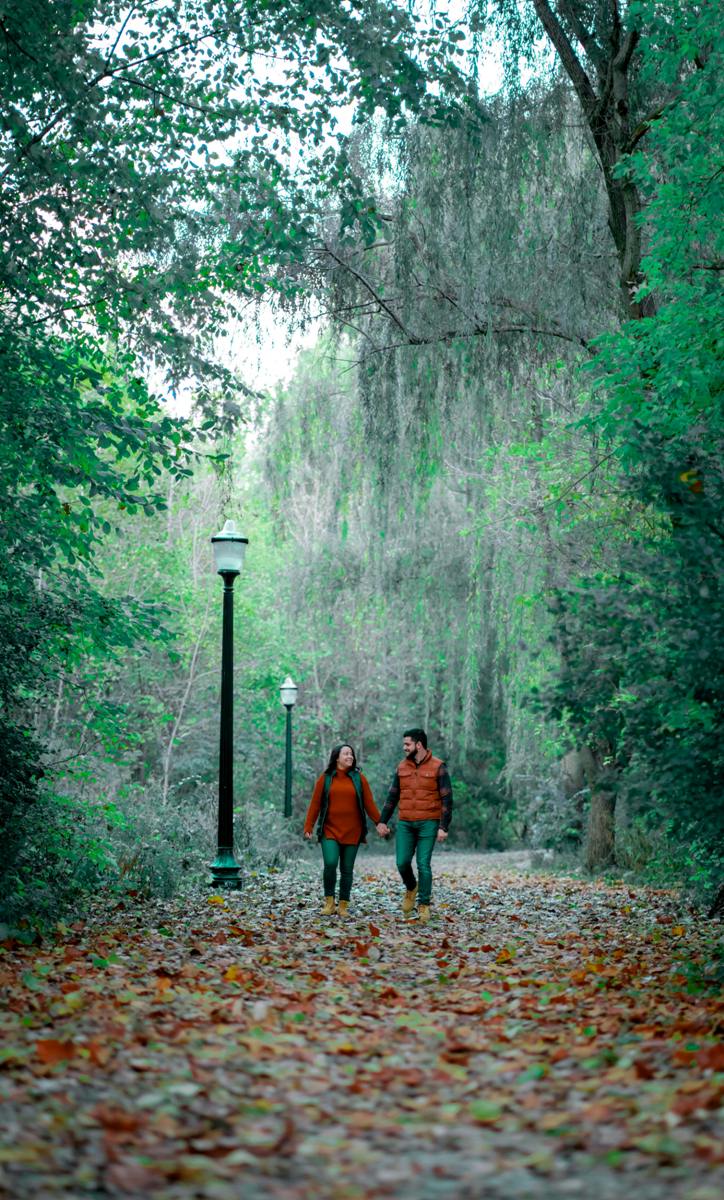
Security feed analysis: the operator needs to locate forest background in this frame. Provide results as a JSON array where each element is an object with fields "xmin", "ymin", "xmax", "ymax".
[{"xmin": 1, "ymin": 0, "xmax": 722, "ymax": 930}]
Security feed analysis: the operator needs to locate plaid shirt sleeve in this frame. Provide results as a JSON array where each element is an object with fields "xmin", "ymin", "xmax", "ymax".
[
  {"xmin": 379, "ymin": 771, "xmax": 400, "ymax": 825},
  {"xmin": 438, "ymin": 762, "xmax": 453, "ymax": 832}
]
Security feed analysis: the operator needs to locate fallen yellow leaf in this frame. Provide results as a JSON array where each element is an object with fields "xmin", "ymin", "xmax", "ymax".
[{"xmin": 0, "ymin": 1147, "xmax": 43, "ymax": 1163}]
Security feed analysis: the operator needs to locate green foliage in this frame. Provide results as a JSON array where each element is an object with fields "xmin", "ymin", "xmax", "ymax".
[
  {"xmin": 295, "ymin": 3, "xmax": 722, "ymax": 889},
  {"xmin": 296, "ymin": 91, "xmax": 616, "ymax": 831},
  {"xmin": 256, "ymin": 335, "xmax": 513, "ymax": 833},
  {"xmin": 1, "ymin": 0, "xmax": 471, "ymax": 370},
  {"xmin": 0, "ymin": 778, "xmax": 214, "ymax": 929},
  {"xmin": 3, "ymin": 0, "xmax": 721, "ymax": 923},
  {"xmin": 548, "ymin": 3, "xmax": 724, "ymax": 870},
  {"xmin": 0, "ymin": 789, "xmax": 118, "ymax": 929},
  {"xmin": 617, "ymin": 817, "xmax": 724, "ymax": 912},
  {"xmin": 448, "ymin": 780, "xmax": 515, "ymax": 849},
  {"xmin": 1, "ymin": 0, "xmax": 472, "ymax": 919},
  {"xmin": 0, "ymin": 326, "xmax": 192, "ymax": 880}
]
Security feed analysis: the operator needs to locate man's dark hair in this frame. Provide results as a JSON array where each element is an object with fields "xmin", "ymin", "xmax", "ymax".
[{"xmin": 404, "ymin": 728, "xmax": 427, "ymax": 748}]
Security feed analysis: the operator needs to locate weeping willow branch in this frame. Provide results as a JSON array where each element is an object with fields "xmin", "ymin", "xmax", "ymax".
[
  {"xmin": 320, "ymin": 244, "xmax": 423, "ymax": 343},
  {"xmin": 319, "ymin": 248, "xmax": 591, "ymax": 353},
  {"xmin": 347, "ymin": 323, "xmax": 590, "ymax": 360}
]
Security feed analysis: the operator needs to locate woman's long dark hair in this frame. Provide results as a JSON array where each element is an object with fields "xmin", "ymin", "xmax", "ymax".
[{"xmin": 324, "ymin": 743, "xmax": 357, "ymax": 774}]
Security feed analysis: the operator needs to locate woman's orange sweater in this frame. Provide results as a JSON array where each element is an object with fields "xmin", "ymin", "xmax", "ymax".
[{"xmin": 304, "ymin": 771, "xmax": 380, "ymax": 844}]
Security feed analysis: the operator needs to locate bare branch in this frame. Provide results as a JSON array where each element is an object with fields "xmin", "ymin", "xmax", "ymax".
[
  {"xmin": 532, "ymin": 0, "xmax": 598, "ymax": 116},
  {"xmin": 555, "ymin": 1, "xmax": 606, "ymax": 78},
  {"xmin": 113, "ymin": 72, "xmax": 237, "ymax": 119},
  {"xmin": 335, "ymin": 318, "xmax": 382, "ymax": 351},
  {"xmin": 0, "ymin": 17, "xmax": 41, "ymax": 65},
  {"xmin": 105, "ymin": 6, "xmax": 138, "ymax": 70},
  {"xmin": 320, "ymin": 245, "xmax": 422, "ymax": 343},
  {"xmin": 547, "ymin": 449, "xmax": 618, "ymax": 505},
  {"xmin": 352, "ymin": 322, "xmax": 590, "ymax": 358},
  {"xmin": 627, "ymin": 103, "xmax": 667, "ymax": 151}
]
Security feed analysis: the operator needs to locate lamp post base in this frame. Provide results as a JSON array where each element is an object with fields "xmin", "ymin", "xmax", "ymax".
[{"xmin": 210, "ymin": 848, "xmax": 242, "ymax": 890}]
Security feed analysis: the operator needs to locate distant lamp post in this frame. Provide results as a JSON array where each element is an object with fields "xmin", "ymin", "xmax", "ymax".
[
  {"xmin": 210, "ymin": 519, "xmax": 248, "ymax": 890},
  {"xmin": 279, "ymin": 675, "xmax": 298, "ymax": 818}
]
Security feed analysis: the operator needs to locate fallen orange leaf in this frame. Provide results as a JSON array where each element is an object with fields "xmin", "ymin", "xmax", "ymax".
[
  {"xmin": 86, "ymin": 1040, "xmax": 112, "ymax": 1067},
  {"xmin": 634, "ymin": 1058, "xmax": 656, "ymax": 1080},
  {"xmin": 36, "ymin": 1039, "xmax": 75, "ymax": 1065},
  {"xmin": 698, "ymin": 1044, "xmax": 724, "ymax": 1071},
  {"xmin": 92, "ymin": 1103, "xmax": 141, "ymax": 1132}
]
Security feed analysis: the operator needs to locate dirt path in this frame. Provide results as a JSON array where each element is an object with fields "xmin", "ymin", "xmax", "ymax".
[{"xmin": 0, "ymin": 853, "xmax": 722, "ymax": 1198}]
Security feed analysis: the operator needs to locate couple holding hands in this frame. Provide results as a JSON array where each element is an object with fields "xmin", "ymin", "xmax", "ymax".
[{"xmin": 303, "ymin": 728, "xmax": 453, "ymax": 925}]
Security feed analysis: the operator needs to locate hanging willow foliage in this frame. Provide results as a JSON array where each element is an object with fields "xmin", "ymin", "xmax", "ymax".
[
  {"xmin": 256, "ymin": 85, "xmax": 623, "ymax": 846},
  {"xmin": 261, "ymin": 10, "xmax": 722, "ymax": 888},
  {"xmin": 316, "ymin": 83, "xmax": 615, "ymax": 471}
]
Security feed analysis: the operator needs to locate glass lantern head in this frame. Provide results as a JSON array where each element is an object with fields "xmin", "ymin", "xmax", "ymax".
[
  {"xmin": 211, "ymin": 519, "xmax": 248, "ymax": 574},
  {"xmin": 279, "ymin": 675, "xmax": 298, "ymax": 707}
]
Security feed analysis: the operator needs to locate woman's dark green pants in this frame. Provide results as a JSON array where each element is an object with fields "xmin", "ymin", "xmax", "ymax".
[{"xmin": 320, "ymin": 837, "xmax": 360, "ymax": 901}]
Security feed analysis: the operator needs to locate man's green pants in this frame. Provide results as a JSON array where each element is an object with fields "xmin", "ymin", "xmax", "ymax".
[{"xmin": 395, "ymin": 818, "xmax": 439, "ymax": 905}]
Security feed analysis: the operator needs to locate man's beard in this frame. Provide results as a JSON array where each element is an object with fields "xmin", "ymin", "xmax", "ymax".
[{"xmin": 406, "ymin": 751, "xmax": 417, "ymax": 761}]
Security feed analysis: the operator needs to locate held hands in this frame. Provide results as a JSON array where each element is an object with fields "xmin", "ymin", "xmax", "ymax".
[
  {"xmin": 303, "ymin": 832, "xmax": 313, "ymax": 840},
  {"xmin": 374, "ymin": 823, "xmax": 445, "ymax": 840}
]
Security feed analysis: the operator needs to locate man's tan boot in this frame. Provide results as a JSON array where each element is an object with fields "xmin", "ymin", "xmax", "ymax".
[
  {"xmin": 321, "ymin": 896, "xmax": 335, "ymax": 916},
  {"xmin": 418, "ymin": 904, "xmax": 431, "ymax": 924},
  {"xmin": 338, "ymin": 900, "xmax": 349, "ymax": 918},
  {"xmin": 402, "ymin": 885, "xmax": 418, "ymax": 915}
]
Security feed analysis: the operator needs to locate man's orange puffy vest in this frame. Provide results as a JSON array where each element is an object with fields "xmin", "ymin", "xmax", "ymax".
[{"xmin": 397, "ymin": 750, "xmax": 444, "ymax": 821}]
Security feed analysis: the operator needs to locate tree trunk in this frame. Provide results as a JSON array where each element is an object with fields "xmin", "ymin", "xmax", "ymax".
[
  {"xmin": 583, "ymin": 738, "xmax": 617, "ymax": 868},
  {"xmin": 161, "ymin": 598, "xmax": 210, "ymax": 805},
  {"xmin": 532, "ymin": 1, "xmax": 656, "ymax": 319},
  {"xmin": 585, "ymin": 786, "xmax": 616, "ymax": 870},
  {"xmin": 561, "ymin": 745, "xmax": 596, "ymax": 840}
]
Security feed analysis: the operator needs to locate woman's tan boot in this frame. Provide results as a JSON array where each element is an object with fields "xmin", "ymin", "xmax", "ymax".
[
  {"xmin": 337, "ymin": 900, "xmax": 349, "ymax": 918},
  {"xmin": 418, "ymin": 904, "xmax": 431, "ymax": 924},
  {"xmin": 321, "ymin": 896, "xmax": 335, "ymax": 916},
  {"xmin": 402, "ymin": 885, "xmax": 418, "ymax": 914}
]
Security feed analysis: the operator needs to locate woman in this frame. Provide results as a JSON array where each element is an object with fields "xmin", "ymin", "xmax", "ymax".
[{"xmin": 304, "ymin": 743, "xmax": 381, "ymax": 917}]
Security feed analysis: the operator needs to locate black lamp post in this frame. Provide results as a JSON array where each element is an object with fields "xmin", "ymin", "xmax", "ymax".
[
  {"xmin": 279, "ymin": 675, "xmax": 298, "ymax": 818},
  {"xmin": 210, "ymin": 519, "xmax": 248, "ymax": 890}
]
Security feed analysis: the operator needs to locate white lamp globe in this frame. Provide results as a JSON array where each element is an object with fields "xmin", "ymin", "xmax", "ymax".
[
  {"xmin": 279, "ymin": 676, "xmax": 298, "ymax": 707},
  {"xmin": 211, "ymin": 519, "xmax": 248, "ymax": 574}
]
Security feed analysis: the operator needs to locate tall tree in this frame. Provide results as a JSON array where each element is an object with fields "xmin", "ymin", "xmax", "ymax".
[{"xmin": 478, "ymin": 0, "xmax": 717, "ymax": 317}]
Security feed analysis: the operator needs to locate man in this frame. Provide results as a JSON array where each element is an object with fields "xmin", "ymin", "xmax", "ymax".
[{"xmin": 376, "ymin": 728, "xmax": 452, "ymax": 924}]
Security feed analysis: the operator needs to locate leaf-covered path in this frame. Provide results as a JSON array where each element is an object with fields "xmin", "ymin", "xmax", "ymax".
[{"xmin": 1, "ymin": 853, "xmax": 722, "ymax": 1199}]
